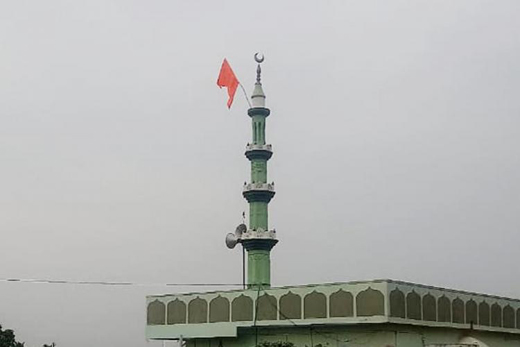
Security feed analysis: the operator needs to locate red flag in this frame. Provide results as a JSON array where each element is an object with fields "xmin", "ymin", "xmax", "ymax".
[{"xmin": 217, "ymin": 59, "xmax": 239, "ymax": 108}]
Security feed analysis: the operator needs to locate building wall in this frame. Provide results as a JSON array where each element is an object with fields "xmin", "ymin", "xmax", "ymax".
[
  {"xmin": 147, "ymin": 280, "xmax": 520, "ymax": 341},
  {"xmin": 186, "ymin": 324, "xmax": 520, "ymax": 347}
]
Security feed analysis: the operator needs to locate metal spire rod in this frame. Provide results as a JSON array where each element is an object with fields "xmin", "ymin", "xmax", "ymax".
[{"xmin": 254, "ymin": 53, "xmax": 264, "ymax": 83}]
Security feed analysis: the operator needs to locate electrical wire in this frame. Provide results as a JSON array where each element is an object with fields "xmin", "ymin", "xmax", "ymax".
[
  {"xmin": 3, "ymin": 279, "xmax": 403, "ymax": 344},
  {"xmin": 0, "ymin": 277, "xmax": 243, "ymax": 287},
  {"xmin": 253, "ymin": 285, "xmax": 262, "ymax": 347}
]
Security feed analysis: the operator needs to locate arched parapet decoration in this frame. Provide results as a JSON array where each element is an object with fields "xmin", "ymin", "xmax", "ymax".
[
  {"xmin": 356, "ymin": 287, "xmax": 384, "ymax": 317},
  {"xmin": 438, "ymin": 296, "xmax": 451, "ymax": 323},
  {"xmin": 406, "ymin": 291, "xmax": 421, "ymax": 320},
  {"xmin": 147, "ymin": 300, "xmax": 166, "ymax": 325},
  {"xmin": 452, "ymin": 298, "xmax": 464, "ymax": 324},
  {"xmin": 503, "ymin": 305, "xmax": 515, "ymax": 328},
  {"xmin": 491, "ymin": 303, "xmax": 502, "ymax": 327},
  {"xmin": 231, "ymin": 294, "xmax": 253, "ymax": 322},
  {"xmin": 279, "ymin": 292, "xmax": 302, "ymax": 320},
  {"xmin": 329, "ymin": 289, "xmax": 353, "ymax": 317},
  {"xmin": 257, "ymin": 293, "xmax": 277, "ymax": 321},
  {"xmin": 465, "ymin": 299, "xmax": 477, "ymax": 325},
  {"xmin": 304, "ymin": 291, "xmax": 326, "ymax": 319},
  {"xmin": 167, "ymin": 299, "xmax": 186, "ymax": 324},
  {"xmin": 209, "ymin": 295, "xmax": 230, "ymax": 323},
  {"xmin": 478, "ymin": 301, "xmax": 490, "ymax": 326},
  {"xmin": 422, "ymin": 293, "xmax": 437, "ymax": 322},
  {"xmin": 188, "ymin": 297, "xmax": 208, "ymax": 323},
  {"xmin": 389, "ymin": 288, "xmax": 405, "ymax": 318}
]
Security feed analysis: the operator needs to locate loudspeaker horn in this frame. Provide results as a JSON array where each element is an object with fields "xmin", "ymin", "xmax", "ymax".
[
  {"xmin": 235, "ymin": 223, "xmax": 247, "ymax": 237},
  {"xmin": 225, "ymin": 233, "xmax": 238, "ymax": 249}
]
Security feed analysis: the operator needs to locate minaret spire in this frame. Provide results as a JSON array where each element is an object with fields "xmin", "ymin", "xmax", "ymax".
[
  {"xmin": 241, "ymin": 53, "xmax": 278, "ymax": 288},
  {"xmin": 251, "ymin": 53, "xmax": 266, "ymax": 108}
]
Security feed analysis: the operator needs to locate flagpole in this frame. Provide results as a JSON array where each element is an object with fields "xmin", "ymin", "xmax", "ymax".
[{"xmin": 239, "ymin": 83, "xmax": 252, "ymax": 108}]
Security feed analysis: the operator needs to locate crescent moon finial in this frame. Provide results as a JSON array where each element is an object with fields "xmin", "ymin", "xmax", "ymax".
[{"xmin": 254, "ymin": 52, "xmax": 265, "ymax": 63}]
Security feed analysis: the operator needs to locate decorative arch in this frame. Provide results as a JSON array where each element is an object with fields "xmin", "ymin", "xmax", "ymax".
[
  {"xmin": 188, "ymin": 297, "xmax": 208, "ymax": 323},
  {"xmin": 423, "ymin": 294, "xmax": 437, "ymax": 322},
  {"xmin": 147, "ymin": 300, "xmax": 166, "ymax": 325},
  {"xmin": 209, "ymin": 296, "xmax": 230, "ymax": 323},
  {"xmin": 479, "ymin": 301, "xmax": 490, "ymax": 326},
  {"xmin": 232, "ymin": 295, "xmax": 253, "ymax": 322},
  {"xmin": 491, "ymin": 303, "xmax": 502, "ymax": 327},
  {"xmin": 167, "ymin": 299, "xmax": 186, "ymax": 324},
  {"xmin": 438, "ymin": 296, "xmax": 451, "ymax": 323},
  {"xmin": 503, "ymin": 305, "xmax": 515, "ymax": 328},
  {"xmin": 465, "ymin": 299, "xmax": 477, "ymax": 325},
  {"xmin": 452, "ymin": 298, "xmax": 464, "ymax": 324},
  {"xmin": 279, "ymin": 292, "xmax": 302, "ymax": 320},
  {"xmin": 389, "ymin": 288, "xmax": 405, "ymax": 318},
  {"xmin": 257, "ymin": 293, "xmax": 277, "ymax": 321},
  {"xmin": 406, "ymin": 291, "xmax": 421, "ymax": 320},
  {"xmin": 329, "ymin": 289, "xmax": 353, "ymax": 317},
  {"xmin": 304, "ymin": 291, "xmax": 327, "ymax": 319},
  {"xmin": 356, "ymin": 288, "xmax": 384, "ymax": 316}
]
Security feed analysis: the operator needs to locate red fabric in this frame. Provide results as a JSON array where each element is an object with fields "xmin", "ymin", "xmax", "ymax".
[{"xmin": 217, "ymin": 59, "xmax": 239, "ymax": 108}]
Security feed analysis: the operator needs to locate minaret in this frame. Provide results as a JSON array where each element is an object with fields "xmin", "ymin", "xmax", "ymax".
[{"xmin": 241, "ymin": 54, "xmax": 278, "ymax": 288}]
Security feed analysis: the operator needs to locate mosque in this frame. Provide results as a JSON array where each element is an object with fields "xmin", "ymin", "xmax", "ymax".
[{"xmin": 145, "ymin": 57, "xmax": 520, "ymax": 347}]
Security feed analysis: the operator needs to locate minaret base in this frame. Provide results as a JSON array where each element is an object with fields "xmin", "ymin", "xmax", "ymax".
[{"xmin": 242, "ymin": 238, "xmax": 278, "ymax": 288}]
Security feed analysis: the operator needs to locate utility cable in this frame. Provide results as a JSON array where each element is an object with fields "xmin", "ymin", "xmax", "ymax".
[
  {"xmin": 253, "ymin": 285, "xmax": 262, "ymax": 347},
  {"xmin": 0, "ymin": 277, "xmax": 243, "ymax": 287}
]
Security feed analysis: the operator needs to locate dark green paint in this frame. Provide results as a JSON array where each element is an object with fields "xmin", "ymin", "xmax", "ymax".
[{"xmin": 243, "ymin": 107, "xmax": 277, "ymax": 288}]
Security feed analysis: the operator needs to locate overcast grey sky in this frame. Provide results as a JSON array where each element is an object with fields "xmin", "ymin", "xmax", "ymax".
[{"xmin": 1, "ymin": 1, "xmax": 519, "ymax": 346}]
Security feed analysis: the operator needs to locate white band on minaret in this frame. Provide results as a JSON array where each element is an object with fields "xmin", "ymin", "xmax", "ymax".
[{"xmin": 251, "ymin": 53, "xmax": 266, "ymax": 107}]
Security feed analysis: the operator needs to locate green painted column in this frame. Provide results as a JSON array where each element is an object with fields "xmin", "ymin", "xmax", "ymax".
[
  {"xmin": 242, "ymin": 63, "xmax": 278, "ymax": 288},
  {"xmin": 249, "ymin": 201, "xmax": 268, "ymax": 231},
  {"xmin": 247, "ymin": 250, "xmax": 271, "ymax": 287},
  {"xmin": 249, "ymin": 114, "xmax": 268, "ymax": 231},
  {"xmin": 252, "ymin": 115, "xmax": 266, "ymax": 145},
  {"xmin": 251, "ymin": 159, "xmax": 267, "ymax": 183}
]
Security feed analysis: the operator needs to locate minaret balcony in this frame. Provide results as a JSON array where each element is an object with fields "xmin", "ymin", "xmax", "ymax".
[
  {"xmin": 240, "ymin": 228, "xmax": 278, "ymax": 251},
  {"xmin": 245, "ymin": 144, "xmax": 273, "ymax": 160},
  {"xmin": 242, "ymin": 182, "xmax": 275, "ymax": 203},
  {"xmin": 247, "ymin": 107, "xmax": 270, "ymax": 118},
  {"xmin": 246, "ymin": 144, "xmax": 272, "ymax": 151},
  {"xmin": 241, "ymin": 228, "xmax": 277, "ymax": 240}
]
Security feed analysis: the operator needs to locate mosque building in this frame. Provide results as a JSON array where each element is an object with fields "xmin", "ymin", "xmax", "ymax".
[{"xmin": 145, "ymin": 56, "xmax": 520, "ymax": 347}]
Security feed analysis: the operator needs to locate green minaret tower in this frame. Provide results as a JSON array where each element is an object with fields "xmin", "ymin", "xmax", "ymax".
[{"xmin": 241, "ymin": 55, "xmax": 278, "ymax": 288}]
